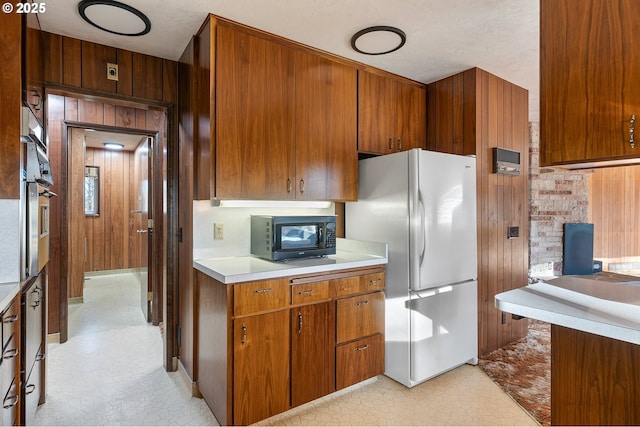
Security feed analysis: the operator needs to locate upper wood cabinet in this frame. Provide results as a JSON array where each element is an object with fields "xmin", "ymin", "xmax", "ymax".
[
  {"xmin": 197, "ymin": 18, "xmax": 358, "ymax": 201},
  {"xmin": 358, "ymin": 70, "xmax": 426, "ymax": 155},
  {"xmin": 540, "ymin": 0, "xmax": 640, "ymax": 166}
]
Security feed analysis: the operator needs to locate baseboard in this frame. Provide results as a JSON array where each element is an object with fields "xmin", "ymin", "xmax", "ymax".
[
  {"xmin": 47, "ymin": 333, "xmax": 60, "ymax": 344},
  {"xmin": 68, "ymin": 297, "xmax": 83, "ymax": 304},
  {"xmin": 85, "ymin": 268, "xmax": 139, "ymax": 277},
  {"xmin": 177, "ymin": 358, "xmax": 202, "ymax": 398}
]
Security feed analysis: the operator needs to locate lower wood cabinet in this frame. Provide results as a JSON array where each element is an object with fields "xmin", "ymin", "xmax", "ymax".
[
  {"xmin": 196, "ymin": 266, "xmax": 385, "ymax": 426},
  {"xmin": 0, "ymin": 298, "xmax": 20, "ymax": 426},
  {"xmin": 233, "ymin": 311, "xmax": 290, "ymax": 426}
]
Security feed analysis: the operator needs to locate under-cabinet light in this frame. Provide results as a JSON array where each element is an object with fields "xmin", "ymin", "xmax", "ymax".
[{"xmin": 212, "ymin": 200, "xmax": 332, "ymax": 209}]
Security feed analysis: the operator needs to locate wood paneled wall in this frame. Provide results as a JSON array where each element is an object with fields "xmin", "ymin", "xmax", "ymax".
[
  {"xmin": 427, "ymin": 68, "xmax": 530, "ymax": 356},
  {"xmin": 42, "ymin": 32, "xmax": 176, "ymax": 104},
  {"xmin": 47, "ymin": 94, "xmax": 166, "ymax": 336},
  {"xmin": 84, "ymin": 147, "xmax": 141, "ymax": 273},
  {"xmin": 588, "ymin": 165, "xmax": 640, "ymax": 267}
]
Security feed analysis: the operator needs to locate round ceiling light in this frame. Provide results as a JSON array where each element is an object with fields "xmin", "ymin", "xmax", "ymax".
[
  {"xmin": 351, "ymin": 26, "xmax": 406, "ymax": 55},
  {"xmin": 78, "ymin": 0, "xmax": 151, "ymax": 36}
]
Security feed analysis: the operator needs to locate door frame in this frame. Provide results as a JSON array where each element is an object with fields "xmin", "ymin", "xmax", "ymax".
[{"xmin": 46, "ymin": 89, "xmax": 178, "ymax": 371}]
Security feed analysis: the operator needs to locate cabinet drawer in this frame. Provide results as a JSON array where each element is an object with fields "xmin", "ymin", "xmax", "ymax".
[
  {"xmin": 1, "ymin": 378, "xmax": 18, "ymax": 427},
  {"xmin": 1, "ymin": 300, "xmax": 18, "ymax": 350},
  {"xmin": 332, "ymin": 272, "xmax": 385, "ymax": 297},
  {"xmin": 336, "ymin": 334, "xmax": 384, "ymax": 390},
  {"xmin": 1, "ymin": 335, "xmax": 18, "ymax": 390},
  {"xmin": 291, "ymin": 281, "xmax": 329, "ymax": 305},
  {"xmin": 233, "ymin": 279, "xmax": 290, "ymax": 316},
  {"xmin": 336, "ymin": 291, "xmax": 385, "ymax": 344}
]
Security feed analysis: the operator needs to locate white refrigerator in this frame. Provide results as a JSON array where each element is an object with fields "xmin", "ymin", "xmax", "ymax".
[{"xmin": 346, "ymin": 149, "xmax": 478, "ymax": 388}]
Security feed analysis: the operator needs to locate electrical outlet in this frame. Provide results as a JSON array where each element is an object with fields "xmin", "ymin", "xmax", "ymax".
[
  {"xmin": 107, "ymin": 63, "xmax": 119, "ymax": 81},
  {"xmin": 214, "ymin": 223, "xmax": 224, "ymax": 240}
]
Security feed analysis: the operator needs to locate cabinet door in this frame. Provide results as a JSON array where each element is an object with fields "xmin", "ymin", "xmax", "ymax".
[
  {"xmin": 291, "ymin": 301, "xmax": 335, "ymax": 407},
  {"xmin": 233, "ymin": 311, "xmax": 290, "ymax": 425},
  {"xmin": 23, "ymin": 13, "xmax": 44, "ymax": 124},
  {"xmin": 294, "ymin": 51, "xmax": 358, "ymax": 201},
  {"xmin": 336, "ymin": 291, "xmax": 385, "ymax": 344},
  {"xmin": 336, "ymin": 334, "xmax": 384, "ymax": 390},
  {"xmin": 541, "ymin": 0, "xmax": 640, "ymax": 165},
  {"xmin": 395, "ymin": 81, "xmax": 427, "ymax": 151},
  {"xmin": 216, "ymin": 25, "xmax": 295, "ymax": 199},
  {"xmin": 358, "ymin": 71, "xmax": 396, "ymax": 154}
]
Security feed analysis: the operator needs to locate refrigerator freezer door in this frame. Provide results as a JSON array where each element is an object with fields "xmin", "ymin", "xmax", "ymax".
[
  {"xmin": 409, "ymin": 280, "xmax": 478, "ymax": 386},
  {"xmin": 410, "ymin": 150, "xmax": 477, "ymax": 291}
]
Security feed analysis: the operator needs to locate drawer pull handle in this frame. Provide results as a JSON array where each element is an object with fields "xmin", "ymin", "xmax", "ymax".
[
  {"xmin": 297, "ymin": 289, "xmax": 315, "ymax": 295},
  {"xmin": 3, "ymin": 348, "xmax": 18, "ymax": 360},
  {"xmin": 368, "ymin": 279, "xmax": 382, "ymax": 284},
  {"xmin": 298, "ymin": 312, "xmax": 303, "ymax": 334},
  {"xmin": 3, "ymin": 395, "xmax": 18, "ymax": 409},
  {"xmin": 3, "ymin": 314, "xmax": 18, "ymax": 324},
  {"xmin": 36, "ymin": 352, "xmax": 46, "ymax": 362},
  {"xmin": 287, "ymin": 177, "xmax": 293, "ymax": 193},
  {"xmin": 25, "ymin": 384, "xmax": 36, "ymax": 395},
  {"xmin": 356, "ymin": 300, "xmax": 369, "ymax": 306},
  {"xmin": 355, "ymin": 345, "xmax": 369, "ymax": 351},
  {"xmin": 253, "ymin": 288, "xmax": 272, "ymax": 294},
  {"xmin": 241, "ymin": 323, "xmax": 247, "ymax": 346}
]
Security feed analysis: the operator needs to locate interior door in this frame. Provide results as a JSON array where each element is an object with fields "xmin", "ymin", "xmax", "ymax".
[{"xmin": 134, "ymin": 138, "xmax": 151, "ymax": 321}]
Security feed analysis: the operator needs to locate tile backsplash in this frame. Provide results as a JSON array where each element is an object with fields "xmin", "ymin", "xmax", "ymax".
[
  {"xmin": 0, "ymin": 199, "xmax": 20, "ymax": 283},
  {"xmin": 193, "ymin": 201, "xmax": 335, "ymax": 260}
]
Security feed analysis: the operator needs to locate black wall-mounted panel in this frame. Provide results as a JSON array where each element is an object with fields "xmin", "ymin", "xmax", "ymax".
[{"xmin": 563, "ymin": 223, "xmax": 594, "ymax": 275}]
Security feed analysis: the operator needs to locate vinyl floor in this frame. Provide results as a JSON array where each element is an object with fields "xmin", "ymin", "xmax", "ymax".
[{"xmin": 34, "ymin": 272, "xmax": 537, "ymax": 426}]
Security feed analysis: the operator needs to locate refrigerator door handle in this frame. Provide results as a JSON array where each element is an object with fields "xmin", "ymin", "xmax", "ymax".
[{"xmin": 418, "ymin": 189, "xmax": 426, "ymax": 267}]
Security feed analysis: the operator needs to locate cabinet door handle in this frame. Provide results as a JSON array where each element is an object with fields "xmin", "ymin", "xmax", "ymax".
[
  {"xmin": 3, "ymin": 314, "xmax": 18, "ymax": 324},
  {"xmin": 368, "ymin": 279, "xmax": 382, "ymax": 285},
  {"xmin": 356, "ymin": 300, "xmax": 369, "ymax": 306},
  {"xmin": 630, "ymin": 114, "xmax": 636, "ymax": 149},
  {"xmin": 296, "ymin": 289, "xmax": 315, "ymax": 295},
  {"xmin": 3, "ymin": 394, "xmax": 18, "ymax": 409},
  {"xmin": 241, "ymin": 323, "xmax": 247, "ymax": 346},
  {"xmin": 299, "ymin": 179, "xmax": 305, "ymax": 194},
  {"xmin": 355, "ymin": 345, "xmax": 369, "ymax": 351},
  {"xmin": 287, "ymin": 177, "xmax": 293, "ymax": 193},
  {"xmin": 388, "ymin": 137, "xmax": 394, "ymax": 151},
  {"xmin": 397, "ymin": 138, "xmax": 402, "ymax": 151},
  {"xmin": 25, "ymin": 384, "xmax": 36, "ymax": 395},
  {"xmin": 252, "ymin": 288, "xmax": 272, "ymax": 294},
  {"xmin": 298, "ymin": 312, "xmax": 303, "ymax": 334},
  {"xmin": 3, "ymin": 348, "xmax": 18, "ymax": 360}
]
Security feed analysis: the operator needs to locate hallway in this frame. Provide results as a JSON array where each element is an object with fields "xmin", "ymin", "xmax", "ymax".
[{"xmin": 34, "ymin": 272, "xmax": 218, "ymax": 426}]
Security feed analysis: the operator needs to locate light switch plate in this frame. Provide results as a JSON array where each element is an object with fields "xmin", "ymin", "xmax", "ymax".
[{"xmin": 214, "ymin": 223, "xmax": 224, "ymax": 240}]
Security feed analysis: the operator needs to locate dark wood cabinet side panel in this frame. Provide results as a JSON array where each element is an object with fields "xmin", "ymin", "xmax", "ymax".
[
  {"xmin": 116, "ymin": 49, "xmax": 133, "ymax": 97},
  {"xmin": 194, "ymin": 20, "xmax": 212, "ymax": 200},
  {"xmin": 81, "ymin": 41, "xmax": 117, "ymax": 93},
  {"xmin": 162, "ymin": 59, "xmax": 178, "ymax": 104},
  {"xmin": 196, "ymin": 271, "xmax": 231, "ymax": 427},
  {"xmin": 551, "ymin": 325, "xmax": 640, "ymax": 425},
  {"xmin": 0, "ymin": 10, "xmax": 21, "ymax": 199}
]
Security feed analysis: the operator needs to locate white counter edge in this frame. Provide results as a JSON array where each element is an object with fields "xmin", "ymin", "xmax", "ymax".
[{"xmin": 0, "ymin": 282, "xmax": 20, "ymax": 312}]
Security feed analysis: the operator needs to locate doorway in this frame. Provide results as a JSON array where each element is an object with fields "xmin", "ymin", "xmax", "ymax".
[{"xmin": 67, "ymin": 127, "xmax": 155, "ymax": 322}]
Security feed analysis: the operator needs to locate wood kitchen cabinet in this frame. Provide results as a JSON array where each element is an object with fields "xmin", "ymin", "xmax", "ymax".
[
  {"xmin": 540, "ymin": 0, "xmax": 640, "ymax": 166},
  {"xmin": 23, "ymin": 12, "xmax": 44, "ymax": 126},
  {"xmin": 192, "ymin": 16, "xmax": 358, "ymax": 201},
  {"xmin": 197, "ymin": 20, "xmax": 357, "ymax": 200},
  {"xmin": 1, "ymin": 297, "xmax": 20, "ymax": 426},
  {"xmin": 358, "ymin": 70, "xmax": 427, "ymax": 155},
  {"xmin": 195, "ymin": 265, "xmax": 385, "ymax": 426}
]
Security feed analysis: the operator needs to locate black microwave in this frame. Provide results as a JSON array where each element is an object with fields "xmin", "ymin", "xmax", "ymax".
[{"xmin": 251, "ymin": 215, "xmax": 337, "ymax": 261}]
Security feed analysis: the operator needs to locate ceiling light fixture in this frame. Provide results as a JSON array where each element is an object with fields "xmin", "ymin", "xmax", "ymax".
[
  {"xmin": 350, "ymin": 26, "xmax": 406, "ymax": 55},
  {"xmin": 103, "ymin": 142, "xmax": 125, "ymax": 150},
  {"xmin": 78, "ymin": 0, "xmax": 151, "ymax": 36}
]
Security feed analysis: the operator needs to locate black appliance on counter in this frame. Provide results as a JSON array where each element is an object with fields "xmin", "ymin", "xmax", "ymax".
[{"xmin": 562, "ymin": 223, "xmax": 594, "ymax": 275}]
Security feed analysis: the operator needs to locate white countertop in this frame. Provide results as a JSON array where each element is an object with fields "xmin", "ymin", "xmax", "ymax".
[
  {"xmin": 0, "ymin": 282, "xmax": 20, "ymax": 312},
  {"xmin": 495, "ymin": 275, "xmax": 640, "ymax": 345},
  {"xmin": 194, "ymin": 238, "xmax": 388, "ymax": 284}
]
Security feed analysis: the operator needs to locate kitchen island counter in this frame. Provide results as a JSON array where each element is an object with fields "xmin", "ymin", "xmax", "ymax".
[
  {"xmin": 495, "ymin": 274, "xmax": 640, "ymax": 426},
  {"xmin": 194, "ymin": 238, "xmax": 387, "ymax": 284}
]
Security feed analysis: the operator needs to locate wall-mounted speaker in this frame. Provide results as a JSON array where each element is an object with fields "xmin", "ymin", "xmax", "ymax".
[{"xmin": 563, "ymin": 223, "xmax": 594, "ymax": 275}]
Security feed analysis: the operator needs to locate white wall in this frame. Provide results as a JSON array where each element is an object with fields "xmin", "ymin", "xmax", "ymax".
[
  {"xmin": 0, "ymin": 199, "xmax": 20, "ymax": 283},
  {"xmin": 193, "ymin": 201, "xmax": 335, "ymax": 259}
]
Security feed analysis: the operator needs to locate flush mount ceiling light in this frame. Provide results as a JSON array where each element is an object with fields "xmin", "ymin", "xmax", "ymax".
[
  {"xmin": 350, "ymin": 26, "xmax": 406, "ymax": 55},
  {"xmin": 78, "ymin": 0, "xmax": 151, "ymax": 36},
  {"xmin": 103, "ymin": 142, "xmax": 125, "ymax": 150}
]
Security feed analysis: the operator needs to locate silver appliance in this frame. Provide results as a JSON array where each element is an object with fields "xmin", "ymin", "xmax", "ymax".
[{"xmin": 346, "ymin": 149, "xmax": 478, "ymax": 388}]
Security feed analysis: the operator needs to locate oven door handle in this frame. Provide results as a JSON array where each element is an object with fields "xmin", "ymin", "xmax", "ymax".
[{"xmin": 38, "ymin": 189, "xmax": 57, "ymax": 198}]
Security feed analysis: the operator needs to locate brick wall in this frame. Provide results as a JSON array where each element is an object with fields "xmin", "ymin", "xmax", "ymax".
[{"xmin": 528, "ymin": 122, "xmax": 591, "ymax": 277}]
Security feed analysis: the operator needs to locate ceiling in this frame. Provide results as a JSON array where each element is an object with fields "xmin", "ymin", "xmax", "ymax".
[
  {"xmin": 38, "ymin": 0, "xmax": 540, "ymax": 121},
  {"xmin": 84, "ymin": 129, "xmax": 147, "ymax": 151}
]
